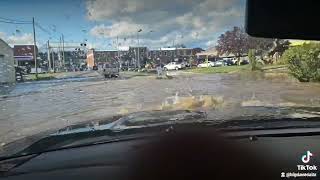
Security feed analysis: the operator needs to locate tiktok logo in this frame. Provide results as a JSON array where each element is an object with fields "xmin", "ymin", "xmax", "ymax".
[{"xmin": 301, "ymin": 151, "xmax": 313, "ymax": 164}]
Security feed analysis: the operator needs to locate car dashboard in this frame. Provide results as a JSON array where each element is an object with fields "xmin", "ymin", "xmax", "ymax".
[{"xmin": 1, "ymin": 128, "xmax": 320, "ymax": 180}]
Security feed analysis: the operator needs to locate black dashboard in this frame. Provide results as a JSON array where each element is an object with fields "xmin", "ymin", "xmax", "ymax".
[{"xmin": 1, "ymin": 128, "xmax": 320, "ymax": 180}]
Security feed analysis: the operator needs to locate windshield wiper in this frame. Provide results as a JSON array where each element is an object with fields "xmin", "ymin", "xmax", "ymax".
[
  {"xmin": 1, "ymin": 111, "xmax": 320, "ymax": 162},
  {"xmin": 0, "ymin": 110, "xmax": 207, "ymax": 160}
]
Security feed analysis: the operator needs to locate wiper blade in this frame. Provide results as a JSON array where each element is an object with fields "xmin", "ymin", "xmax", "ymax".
[
  {"xmin": 2, "ymin": 110, "xmax": 206, "ymax": 159},
  {"xmin": 54, "ymin": 110, "xmax": 207, "ymax": 135}
]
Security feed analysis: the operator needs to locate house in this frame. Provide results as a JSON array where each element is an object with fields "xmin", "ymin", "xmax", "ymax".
[
  {"xmin": 0, "ymin": 39, "xmax": 15, "ymax": 83},
  {"xmin": 196, "ymin": 48, "xmax": 219, "ymax": 62},
  {"xmin": 196, "ymin": 47, "xmax": 248, "ymax": 63}
]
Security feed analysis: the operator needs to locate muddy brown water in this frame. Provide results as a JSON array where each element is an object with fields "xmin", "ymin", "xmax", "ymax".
[{"xmin": 0, "ymin": 71, "xmax": 320, "ymax": 155}]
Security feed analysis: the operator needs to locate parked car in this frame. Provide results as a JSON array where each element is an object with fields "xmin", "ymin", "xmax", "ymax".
[
  {"xmin": 240, "ymin": 59, "xmax": 249, "ymax": 65},
  {"xmin": 197, "ymin": 61, "xmax": 215, "ymax": 68},
  {"xmin": 214, "ymin": 60, "xmax": 224, "ymax": 67},
  {"xmin": 223, "ymin": 59, "xmax": 235, "ymax": 66},
  {"xmin": 164, "ymin": 62, "xmax": 184, "ymax": 70},
  {"xmin": 181, "ymin": 61, "xmax": 191, "ymax": 68},
  {"xmin": 92, "ymin": 65, "xmax": 98, "ymax": 71},
  {"xmin": 102, "ymin": 64, "xmax": 119, "ymax": 78}
]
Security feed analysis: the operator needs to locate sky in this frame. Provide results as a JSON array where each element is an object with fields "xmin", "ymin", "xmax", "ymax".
[{"xmin": 0, "ymin": 0, "xmax": 245, "ymax": 51}]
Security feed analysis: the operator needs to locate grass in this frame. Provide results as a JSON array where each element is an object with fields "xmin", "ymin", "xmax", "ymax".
[
  {"xmin": 26, "ymin": 73, "xmax": 56, "ymax": 81},
  {"xmin": 185, "ymin": 65, "xmax": 251, "ymax": 74},
  {"xmin": 261, "ymin": 64, "xmax": 288, "ymax": 70}
]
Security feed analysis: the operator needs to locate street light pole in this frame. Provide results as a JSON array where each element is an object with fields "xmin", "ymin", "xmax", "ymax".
[
  {"xmin": 62, "ymin": 34, "xmax": 65, "ymax": 70},
  {"xmin": 137, "ymin": 29, "xmax": 142, "ymax": 69},
  {"xmin": 32, "ymin": 17, "xmax": 38, "ymax": 79},
  {"xmin": 47, "ymin": 40, "xmax": 51, "ymax": 72},
  {"xmin": 137, "ymin": 32, "xmax": 140, "ymax": 69},
  {"xmin": 52, "ymin": 49, "xmax": 55, "ymax": 73}
]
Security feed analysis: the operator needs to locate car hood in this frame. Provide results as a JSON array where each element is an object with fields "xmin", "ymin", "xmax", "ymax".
[
  {"xmin": 53, "ymin": 110, "xmax": 207, "ymax": 135},
  {"xmin": 53, "ymin": 106, "xmax": 320, "ymax": 135},
  {"xmin": 1, "ymin": 106, "xmax": 320, "ymax": 159}
]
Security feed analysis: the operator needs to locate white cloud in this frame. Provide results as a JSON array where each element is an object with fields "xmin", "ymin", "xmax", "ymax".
[
  {"xmin": 0, "ymin": 32, "xmax": 34, "ymax": 46},
  {"xmin": 86, "ymin": 0, "xmax": 245, "ymax": 48},
  {"xmin": 90, "ymin": 22, "xmax": 144, "ymax": 38},
  {"xmin": 0, "ymin": 32, "xmax": 5, "ymax": 39},
  {"xmin": 7, "ymin": 33, "xmax": 33, "ymax": 45}
]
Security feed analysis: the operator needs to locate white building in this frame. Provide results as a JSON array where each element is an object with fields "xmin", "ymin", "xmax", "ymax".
[{"xmin": 0, "ymin": 39, "xmax": 15, "ymax": 84}]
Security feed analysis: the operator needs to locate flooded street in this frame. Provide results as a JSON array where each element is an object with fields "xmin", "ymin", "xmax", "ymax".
[{"xmin": 1, "ymin": 71, "xmax": 320, "ymax": 146}]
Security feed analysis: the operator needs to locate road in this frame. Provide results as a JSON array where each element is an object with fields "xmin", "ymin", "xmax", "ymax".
[{"xmin": 1, "ymin": 70, "xmax": 320, "ymax": 151}]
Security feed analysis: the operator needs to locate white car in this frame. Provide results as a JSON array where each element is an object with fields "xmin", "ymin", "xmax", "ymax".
[
  {"xmin": 197, "ymin": 61, "xmax": 215, "ymax": 68},
  {"xmin": 164, "ymin": 62, "xmax": 183, "ymax": 70},
  {"xmin": 214, "ymin": 60, "xmax": 224, "ymax": 67}
]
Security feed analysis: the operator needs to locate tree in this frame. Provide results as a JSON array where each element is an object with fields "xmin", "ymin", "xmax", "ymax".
[
  {"xmin": 216, "ymin": 26, "xmax": 290, "ymax": 64},
  {"xmin": 216, "ymin": 27, "xmax": 249, "ymax": 65},
  {"xmin": 281, "ymin": 43, "xmax": 320, "ymax": 82},
  {"xmin": 248, "ymin": 49, "xmax": 257, "ymax": 71},
  {"xmin": 248, "ymin": 37, "xmax": 274, "ymax": 57},
  {"xmin": 175, "ymin": 44, "xmax": 186, "ymax": 48},
  {"xmin": 267, "ymin": 39, "xmax": 290, "ymax": 58}
]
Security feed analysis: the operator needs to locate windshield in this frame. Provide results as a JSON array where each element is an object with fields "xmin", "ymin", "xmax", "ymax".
[{"xmin": 0, "ymin": 0, "xmax": 320, "ymax": 158}]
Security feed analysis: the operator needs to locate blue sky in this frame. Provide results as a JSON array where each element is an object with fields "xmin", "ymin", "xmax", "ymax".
[{"xmin": 0, "ymin": 0, "xmax": 245, "ymax": 51}]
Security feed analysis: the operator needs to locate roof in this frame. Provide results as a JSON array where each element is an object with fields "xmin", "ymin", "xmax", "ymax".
[
  {"xmin": 94, "ymin": 50, "xmax": 118, "ymax": 52},
  {"xmin": 196, "ymin": 48, "xmax": 218, "ymax": 56},
  {"xmin": 160, "ymin": 48, "xmax": 176, "ymax": 51},
  {"xmin": 118, "ymin": 46, "xmax": 129, "ymax": 51},
  {"xmin": 0, "ymin": 39, "xmax": 11, "ymax": 49}
]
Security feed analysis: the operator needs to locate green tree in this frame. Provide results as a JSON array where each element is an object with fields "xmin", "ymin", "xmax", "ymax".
[{"xmin": 281, "ymin": 43, "xmax": 320, "ymax": 82}]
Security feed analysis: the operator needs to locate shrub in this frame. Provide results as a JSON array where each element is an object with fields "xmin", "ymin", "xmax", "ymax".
[{"xmin": 280, "ymin": 43, "xmax": 320, "ymax": 82}]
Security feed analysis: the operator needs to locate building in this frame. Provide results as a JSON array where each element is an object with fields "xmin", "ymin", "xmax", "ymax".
[
  {"xmin": 86, "ymin": 47, "xmax": 148, "ymax": 69},
  {"xmin": 86, "ymin": 49, "xmax": 95, "ymax": 68},
  {"xmin": 0, "ymin": 39, "xmax": 15, "ymax": 83},
  {"xmin": 86, "ymin": 46, "xmax": 203, "ymax": 69},
  {"xmin": 148, "ymin": 48, "xmax": 202, "ymax": 64},
  {"xmin": 196, "ymin": 48, "xmax": 219, "ymax": 61},
  {"xmin": 13, "ymin": 45, "xmax": 38, "ymax": 67},
  {"xmin": 128, "ymin": 46, "xmax": 148, "ymax": 68},
  {"xmin": 196, "ymin": 48, "xmax": 248, "ymax": 63},
  {"xmin": 86, "ymin": 49, "xmax": 122, "ymax": 69}
]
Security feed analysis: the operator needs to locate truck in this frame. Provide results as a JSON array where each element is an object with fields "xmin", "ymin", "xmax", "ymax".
[{"xmin": 102, "ymin": 64, "xmax": 119, "ymax": 78}]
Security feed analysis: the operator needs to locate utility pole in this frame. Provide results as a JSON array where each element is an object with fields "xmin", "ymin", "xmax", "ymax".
[
  {"xmin": 58, "ymin": 36, "xmax": 62, "ymax": 72},
  {"xmin": 117, "ymin": 36, "xmax": 121, "ymax": 69},
  {"xmin": 62, "ymin": 34, "xmax": 65, "ymax": 71},
  {"xmin": 47, "ymin": 40, "xmax": 51, "ymax": 72},
  {"xmin": 137, "ymin": 32, "xmax": 140, "ymax": 69},
  {"xmin": 52, "ymin": 49, "xmax": 55, "ymax": 73},
  {"xmin": 32, "ymin": 17, "xmax": 38, "ymax": 79},
  {"xmin": 137, "ymin": 29, "xmax": 142, "ymax": 69}
]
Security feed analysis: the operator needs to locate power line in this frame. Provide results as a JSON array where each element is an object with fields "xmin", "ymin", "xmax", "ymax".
[
  {"xmin": 35, "ymin": 23, "xmax": 52, "ymax": 35},
  {"xmin": 0, "ymin": 20, "xmax": 32, "ymax": 24},
  {"xmin": 34, "ymin": 22, "xmax": 61, "ymax": 41},
  {"xmin": 0, "ymin": 17, "xmax": 32, "ymax": 23}
]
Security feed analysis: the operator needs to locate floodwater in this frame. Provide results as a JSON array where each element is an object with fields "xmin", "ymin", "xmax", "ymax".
[{"xmin": 1, "ymin": 71, "xmax": 320, "ymax": 152}]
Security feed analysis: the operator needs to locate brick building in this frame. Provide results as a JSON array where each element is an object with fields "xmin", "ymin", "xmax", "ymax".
[{"xmin": 0, "ymin": 39, "xmax": 15, "ymax": 83}]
